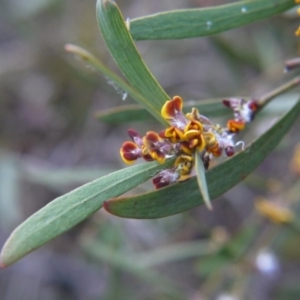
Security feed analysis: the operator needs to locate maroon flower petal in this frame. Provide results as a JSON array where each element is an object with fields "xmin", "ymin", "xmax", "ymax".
[{"xmin": 120, "ymin": 141, "xmax": 141, "ymax": 164}]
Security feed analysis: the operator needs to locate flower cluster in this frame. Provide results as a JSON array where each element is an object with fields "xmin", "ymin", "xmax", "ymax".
[{"xmin": 120, "ymin": 96, "xmax": 258, "ymax": 189}]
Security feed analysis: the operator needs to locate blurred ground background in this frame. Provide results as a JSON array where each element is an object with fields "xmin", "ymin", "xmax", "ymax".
[{"xmin": 1, "ymin": 0, "xmax": 300, "ymax": 299}]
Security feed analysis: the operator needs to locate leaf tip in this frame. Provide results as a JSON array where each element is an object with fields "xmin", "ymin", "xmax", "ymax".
[
  {"xmin": 203, "ymin": 195, "xmax": 213, "ymax": 210},
  {"xmin": 103, "ymin": 199, "xmax": 123, "ymax": 217},
  {"xmin": 97, "ymin": 0, "xmax": 115, "ymax": 9},
  {"xmin": 207, "ymin": 202, "xmax": 213, "ymax": 211},
  {"xmin": 64, "ymin": 43, "xmax": 73, "ymax": 52},
  {"xmin": 0, "ymin": 252, "xmax": 7, "ymax": 269},
  {"xmin": 103, "ymin": 200, "xmax": 113, "ymax": 213},
  {"xmin": 202, "ymin": 191, "xmax": 213, "ymax": 211}
]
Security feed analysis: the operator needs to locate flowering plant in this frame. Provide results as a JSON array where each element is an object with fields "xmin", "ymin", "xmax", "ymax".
[{"xmin": 1, "ymin": 0, "xmax": 300, "ymax": 268}]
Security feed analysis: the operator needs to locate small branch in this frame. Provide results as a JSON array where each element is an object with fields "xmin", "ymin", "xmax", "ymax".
[
  {"xmin": 257, "ymin": 76, "xmax": 300, "ymax": 110},
  {"xmin": 284, "ymin": 57, "xmax": 300, "ymax": 73}
]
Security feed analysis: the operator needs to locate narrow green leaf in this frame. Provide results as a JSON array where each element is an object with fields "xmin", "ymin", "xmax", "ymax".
[
  {"xmin": 95, "ymin": 104, "xmax": 153, "ymax": 123},
  {"xmin": 65, "ymin": 44, "xmax": 158, "ymax": 112},
  {"xmin": 104, "ymin": 100, "xmax": 300, "ymax": 219},
  {"xmin": 84, "ymin": 239, "xmax": 213, "ymax": 270},
  {"xmin": 195, "ymin": 152, "xmax": 212, "ymax": 210},
  {"xmin": 130, "ymin": 0, "xmax": 296, "ymax": 40},
  {"xmin": 24, "ymin": 167, "xmax": 115, "ymax": 187},
  {"xmin": 83, "ymin": 242, "xmax": 180, "ymax": 292},
  {"xmin": 136, "ymin": 240, "xmax": 213, "ymax": 268},
  {"xmin": 0, "ymin": 159, "xmax": 174, "ymax": 267},
  {"xmin": 96, "ymin": 0, "xmax": 169, "ymax": 125},
  {"xmin": 95, "ymin": 98, "xmax": 230, "ymax": 124}
]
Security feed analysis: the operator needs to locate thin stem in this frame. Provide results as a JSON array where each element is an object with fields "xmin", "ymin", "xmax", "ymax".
[
  {"xmin": 284, "ymin": 57, "xmax": 300, "ymax": 72},
  {"xmin": 257, "ymin": 76, "xmax": 300, "ymax": 109}
]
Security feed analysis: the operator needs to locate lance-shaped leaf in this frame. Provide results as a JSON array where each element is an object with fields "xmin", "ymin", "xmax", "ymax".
[
  {"xmin": 95, "ymin": 98, "xmax": 230, "ymax": 124},
  {"xmin": 195, "ymin": 152, "xmax": 212, "ymax": 210},
  {"xmin": 65, "ymin": 44, "xmax": 158, "ymax": 115},
  {"xmin": 0, "ymin": 159, "xmax": 174, "ymax": 267},
  {"xmin": 96, "ymin": 0, "xmax": 169, "ymax": 125},
  {"xmin": 104, "ymin": 100, "xmax": 300, "ymax": 219},
  {"xmin": 130, "ymin": 0, "xmax": 296, "ymax": 40}
]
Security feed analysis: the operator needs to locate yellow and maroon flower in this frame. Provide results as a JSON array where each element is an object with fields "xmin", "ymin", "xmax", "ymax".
[
  {"xmin": 127, "ymin": 128, "xmax": 144, "ymax": 147},
  {"xmin": 206, "ymin": 142, "xmax": 222, "ymax": 157},
  {"xmin": 143, "ymin": 131, "xmax": 173, "ymax": 164},
  {"xmin": 183, "ymin": 130, "xmax": 206, "ymax": 152},
  {"xmin": 223, "ymin": 98, "xmax": 259, "ymax": 132},
  {"xmin": 161, "ymin": 96, "xmax": 188, "ymax": 129},
  {"xmin": 152, "ymin": 168, "xmax": 179, "ymax": 189},
  {"xmin": 120, "ymin": 141, "xmax": 143, "ymax": 164},
  {"xmin": 184, "ymin": 119, "xmax": 203, "ymax": 133},
  {"xmin": 180, "ymin": 141, "xmax": 193, "ymax": 155},
  {"xmin": 203, "ymin": 131, "xmax": 217, "ymax": 148},
  {"xmin": 203, "ymin": 129, "xmax": 239, "ymax": 157},
  {"xmin": 226, "ymin": 119, "xmax": 245, "ymax": 133},
  {"xmin": 159, "ymin": 126, "xmax": 185, "ymax": 143},
  {"xmin": 120, "ymin": 129, "xmax": 153, "ymax": 164},
  {"xmin": 185, "ymin": 107, "xmax": 200, "ymax": 120},
  {"xmin": 203, "ymin": 131, "xmax": 222, "ymax": 157},
  {"xmin": 175, "ymin": 154, "xmax": 194, "ymax": 181},
  {"xmin": 152, "ymin": 154, "xmax": 194, "ymax": 189}
]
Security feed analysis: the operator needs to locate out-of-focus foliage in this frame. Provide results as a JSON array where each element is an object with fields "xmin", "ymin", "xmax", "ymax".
[{"xmin": 0, "ymin": 0, "xmax": 300, "ymax": 299}]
